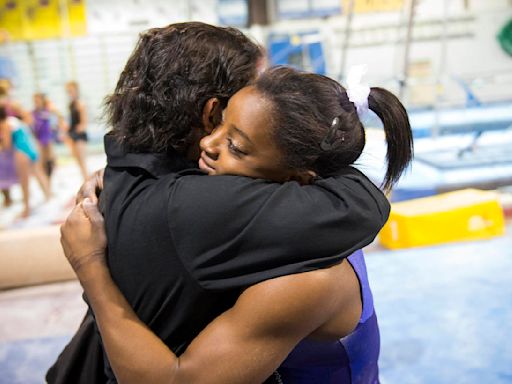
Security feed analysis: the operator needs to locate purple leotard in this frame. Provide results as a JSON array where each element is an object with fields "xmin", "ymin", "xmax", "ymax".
[
  {"xmin": 275, "ymin": 250, "xmax": 380, "ymax": 384},
  {"xmin": 0, "ymin": 149, "xmax": 17, "ymax": 189},
  {"xmin": 0, "ymin": 106, "xmax": 19, "ymax": 188},
  {"xmin": 32, "ymin": 109, "xmax": 53, "ymax": 146}
]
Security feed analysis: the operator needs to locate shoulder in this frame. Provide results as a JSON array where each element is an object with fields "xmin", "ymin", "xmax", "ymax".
[
  {"xmin": 174, "ymin": 173, "xmax": 273, "ymax": 190},
  {"xmin": 316, "ymin": 167, "xmax": 390, "ymax": 220},
  {"xmin": 234, "ymin": 266, "xmax": 342, "ymax": 334},
  {"xmin": 170, "ymin": 173, "xmax": 279, "ymax": 211}
]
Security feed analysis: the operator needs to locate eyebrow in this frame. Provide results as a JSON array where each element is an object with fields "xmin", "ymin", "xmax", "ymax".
[{"xmin": 231, "ymin": 124, "xmax": 253, "ymax": 145}]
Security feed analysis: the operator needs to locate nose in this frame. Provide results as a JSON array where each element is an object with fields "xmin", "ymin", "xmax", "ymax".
[{"xmin": 200, "ymin": 129, "xmax": 221, "ymax": 161}]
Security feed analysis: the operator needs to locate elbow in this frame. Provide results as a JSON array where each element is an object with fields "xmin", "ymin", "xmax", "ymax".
[{"xmin": 168, "ymin": 357, "xmax": 181, "ymax": 384}]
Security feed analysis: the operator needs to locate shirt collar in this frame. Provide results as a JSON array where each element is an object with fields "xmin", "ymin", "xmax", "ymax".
[{"xmin": 104, "ymin": 134, "xmax": 197, "ymax": 177}]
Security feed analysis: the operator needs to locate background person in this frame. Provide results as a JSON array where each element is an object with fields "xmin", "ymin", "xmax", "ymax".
[
  {"xmin": 0, "ymin": 106, "xmax": 51, "ymax": 218},
  {"xmin": 64, "ymin": 81, "xmax": 88, "ymax": 182},
  {"xmin": 0, "ymin": 80, "xmax": 32, "ymax": 208},
  {"xmin": 32, "ymin": 92, "xmax": 57, "ymax": 183}
]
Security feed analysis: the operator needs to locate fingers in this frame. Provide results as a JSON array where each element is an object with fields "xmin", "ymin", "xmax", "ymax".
[
  {"xmin": 95, "ymin": 168, "xmax": 105, "ymax": 191},
  {"xmin": 68, "ymin": 202, "xmax": 86, "ymax": 222},
  {"xmin": 75, "ymin": 168, "xmax": 105, "ymax": 204},
  {"xmin": 59, "ymin": 227, "xmax": 72, "ymax": 259},
  {"xmin": 59, "ymin": 198, "xmax": 107, "ymax": 274},
  {"xmin": 61, "ymin": 203, "xmax": 86, "ymax": 238},
  {"xmin": 60, "ymin": 204, "xmax": 86, "ymax": 259},
  {"xmin": 82, "ymin": 198, "xmax": 104, "ymax": 225},
  {"xmin": 76, "ymin": 181, "xmax": 97, "ymax": 204}
]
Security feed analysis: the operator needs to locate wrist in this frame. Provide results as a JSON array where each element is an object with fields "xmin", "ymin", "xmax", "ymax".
[{"xmin": 71, "ymin": 252, "xmax": 107, "ymax": 280}]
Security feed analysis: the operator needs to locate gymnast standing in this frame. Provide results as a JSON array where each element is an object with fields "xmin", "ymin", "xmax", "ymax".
[
  {"xmin": 0, "ymin": 80, "xmax": 32, "ymax": 208},
  {"xmin": 65, "ymin": 81, "xmax": 88, "ymax": 181},
  {"xmin": 32, "ymin": 93, "xmax": 57, "ymax": 182},
  {"xmin": 0, "ymin": 106, "xmax": 50, "ymax": 218}
]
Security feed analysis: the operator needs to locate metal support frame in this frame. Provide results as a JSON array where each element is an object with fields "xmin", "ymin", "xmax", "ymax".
[
  {"xmin": 400, "ymin": 0, "xmax": 417, "ymax": 100},
  {"xmin": 340, "ymin": 0, "xmax": 354, "ymax": 79}
]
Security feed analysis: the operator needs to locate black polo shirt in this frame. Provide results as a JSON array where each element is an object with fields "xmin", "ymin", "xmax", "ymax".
[{"xmin": 48, "ymin": 134, "xmax": 390, "ymax": 383}]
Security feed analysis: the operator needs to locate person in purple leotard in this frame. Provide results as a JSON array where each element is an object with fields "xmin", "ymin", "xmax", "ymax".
[
  {"xmin": 59, "ymin": 65, "xmax": 412, "ymax": 383},
  {"xmin": 32, "ymin": 93, "xmax": 57, "ymax": 180}
]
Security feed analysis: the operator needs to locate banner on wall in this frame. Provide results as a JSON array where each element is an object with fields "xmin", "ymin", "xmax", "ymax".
[
  {"xmin": 24, "ymin": 0, "xmax": 62, "ymax": 40},
  {"xmin": 0, "ymin": 0, "xmax": 26, "ymax": 40},
  {"xmin": 0, "ymin": 0, "xmax": 87, "ymax": 41},
  {"xmin": 66, "ymin": 0, "xmax": 87, "ymax": 36},
  {"xmin": 343, "ymin": 0, "xmax": 403, "ymax": 13}
]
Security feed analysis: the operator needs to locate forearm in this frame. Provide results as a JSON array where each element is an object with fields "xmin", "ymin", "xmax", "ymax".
[
  {"xmin": 171, "ymin": 173, "xmax": 390, "ymax": 288},
  {"xmin": 76, "ymin": 260, "xmax": 179, "ymax": 384}
]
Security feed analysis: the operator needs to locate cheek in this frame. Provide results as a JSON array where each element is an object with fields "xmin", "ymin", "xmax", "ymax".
[
  {"xmin": 214, "ymin": 147, "xmax": 256, "ymax": 177},
  {"xmin": 218, "ymin": 152, "xmax": 247, "ymax": 173},
  {"xmin": 246, "ymin": 154, "xmax": 290, "ymax": 181}
]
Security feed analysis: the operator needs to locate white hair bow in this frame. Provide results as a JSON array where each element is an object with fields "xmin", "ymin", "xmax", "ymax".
[{"xmin": 346, "ymin": 64, "xmax": 370, "ymax": 117}]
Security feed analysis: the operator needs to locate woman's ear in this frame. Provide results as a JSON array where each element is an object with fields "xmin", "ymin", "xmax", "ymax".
[
  {"xmin": 201, "ymin": 98, "xmax": 222, "ymax": 134},
  {"xmin": 287, "ymin": 170, "xmax": 317, "ymax": 185}
]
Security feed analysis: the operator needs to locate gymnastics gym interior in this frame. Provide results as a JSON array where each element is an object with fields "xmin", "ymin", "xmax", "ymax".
[{"xmin": 1, "ymin": 1, "xmax": 511, "ymax": 383}]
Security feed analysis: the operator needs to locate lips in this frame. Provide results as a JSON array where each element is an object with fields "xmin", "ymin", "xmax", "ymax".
[{"xmin": 199, "ymin": 152, "xmax": 216, "ymax": 174}]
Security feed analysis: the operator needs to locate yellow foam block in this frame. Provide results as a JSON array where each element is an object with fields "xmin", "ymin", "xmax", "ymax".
[{"xmin": 379, "ymin": 189, "xmax": 506, "ymax": 249}]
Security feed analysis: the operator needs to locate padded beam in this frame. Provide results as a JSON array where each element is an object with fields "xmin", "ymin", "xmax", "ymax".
[{"xmin": 0, "ymin": 226, "xmax": 75, "ymax": 289}]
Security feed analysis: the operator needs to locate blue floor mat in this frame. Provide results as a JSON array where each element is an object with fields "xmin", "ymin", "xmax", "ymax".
[
  {"xmin": 0, "ymin": 336, "xmax": 71, "ymax": 384},
  {"xmin": 367, "ymin": 235, "xmax": 512, "ymax": 384}
]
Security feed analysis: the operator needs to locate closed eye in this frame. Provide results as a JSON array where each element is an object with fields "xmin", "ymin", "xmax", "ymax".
[{"xmin": 227, "ymin": 138, "xmax": 247, "ymax": 156}]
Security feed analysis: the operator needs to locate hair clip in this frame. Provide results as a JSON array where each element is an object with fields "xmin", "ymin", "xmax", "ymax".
[{"xmin": 320, "ymin": 116, "xmax": 343, "ymax": 151}]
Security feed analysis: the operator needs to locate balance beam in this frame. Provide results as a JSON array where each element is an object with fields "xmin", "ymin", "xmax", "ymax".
[{"xmin": 0, "ymin": 225, "xmax": 76, "ymax": 289}]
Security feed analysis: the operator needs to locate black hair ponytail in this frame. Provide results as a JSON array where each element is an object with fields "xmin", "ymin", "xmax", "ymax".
[
  {"xmin": 254, "ymin": 67, "xmax": 413, "ymax": 189},
  {"xmin": 368, "ymin": 87, "xmax": 413, "ymax": 191}
]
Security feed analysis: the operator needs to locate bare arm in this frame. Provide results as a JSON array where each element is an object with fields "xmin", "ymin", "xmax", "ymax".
[
  {"xmin": 0, "ymin": 121, "xmax": 12, "ymax": 150},
  {"xmin": 62, "ymin": 201, "xmax": 340, "ymax": 384},
  {"xmin": 76, "ymin": 101, "xmax": 87, "ymax": 133}
]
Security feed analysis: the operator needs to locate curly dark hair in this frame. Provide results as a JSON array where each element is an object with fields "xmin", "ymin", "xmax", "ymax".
[
  {"xmin": 254, "ymin": 67, "xmax": 413, "ymax": 191},
  {"xmin": 105, "ymin": 22, "xmax": 263, "ymax": 154}
]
